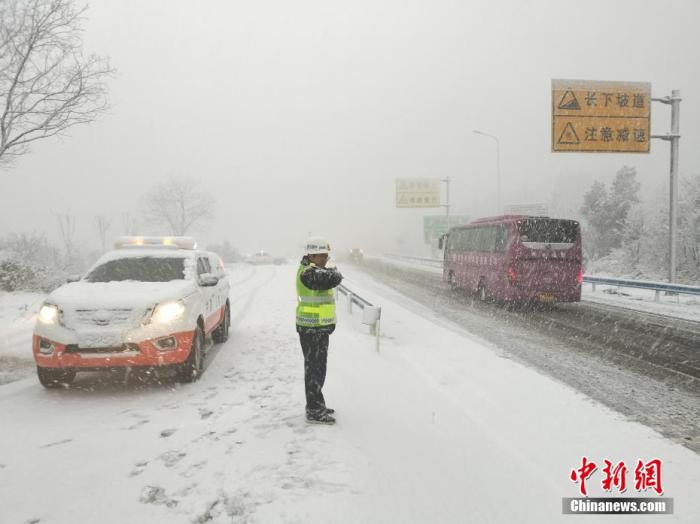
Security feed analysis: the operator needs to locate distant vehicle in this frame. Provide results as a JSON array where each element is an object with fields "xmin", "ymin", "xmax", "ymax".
[
  {"xmin": 32, "ymin": 236, "xmax": 231, "ymax": 387},
  {"xmin": 349, "ymin": 248, "xmax": 364, "ymax": 263},
  {"xmin": 273, "ymin": 256, "xmax": 287, "ymax": 265},
  {"xmin": 247, "ymin": 251, "xmax": 274, "ymax": 265},
  {"xmin": 440, "ymin": 215, "xmax": 583, "ymax": 303}
]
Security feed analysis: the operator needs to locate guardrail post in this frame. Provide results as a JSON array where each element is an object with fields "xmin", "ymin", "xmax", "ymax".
[
  {"xmin": 375, "ymin": 318, "xmax": 381, "ymax": 352},
  {"xmin": 339, "ymin": 284, "xmax": 381, "ymax": 351},
  {"xmin": 654, "ymin": 290, "xmax": 660, "ymax": 303},
  {"xmin": 592, "ymin": 282, "xmax": 596, "ymax": 292}
]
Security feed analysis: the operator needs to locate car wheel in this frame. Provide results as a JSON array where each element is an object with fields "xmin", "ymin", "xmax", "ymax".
[
  {"xmin": 212, "ymin": 303, "xmax": 230, "ymax": 343},
  {"xmin": 177, "ymin": 325, "xmax": 204, "ymax": 383},
  {"xmin": 37, "ymin": 367, "xmax": 76, "ymax": 388}
]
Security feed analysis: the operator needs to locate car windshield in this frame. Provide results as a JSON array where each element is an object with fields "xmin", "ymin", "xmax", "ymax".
[
  {"xmin": 85, "ymin": 257, "xmax": 186, "ymax": 283},
  {"xmin": 518, "ymin": 218, "xmax": 578, "ymax": 244}
]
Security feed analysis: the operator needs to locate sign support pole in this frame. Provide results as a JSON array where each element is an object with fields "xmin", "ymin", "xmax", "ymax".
[
  {"xmin": 651, "ymin": 90, "xmax": 682, "ymax": 283},
  {"xmin": 441, "ymin": 176, "xmax": 451, "ymax": 230}
]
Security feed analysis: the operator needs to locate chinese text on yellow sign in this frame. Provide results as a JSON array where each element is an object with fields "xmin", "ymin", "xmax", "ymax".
[
  {"xmin": 395, "ymin": 178, "xmax": 440, "ymax": 208},
  {"xmin": 552, "ymin": 79, "xmax": 651, "ymax": 153}
]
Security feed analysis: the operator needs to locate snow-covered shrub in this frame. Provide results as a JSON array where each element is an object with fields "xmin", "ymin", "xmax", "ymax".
[
  {"xmin": 0, "ymin": 259, "xmax": 37, "ymax": 291},
  {"xmin": 0, "ymin": 234, "xmax": 68, "ymax": 292},
  {"xmin": 0, "ymin": 257, "xmax": 66, "ymax": 293}
]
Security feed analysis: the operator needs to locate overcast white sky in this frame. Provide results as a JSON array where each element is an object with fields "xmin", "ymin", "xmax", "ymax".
[{"xmin": 1, "ymin": 0, "xmax": 699, "ymax": 257}]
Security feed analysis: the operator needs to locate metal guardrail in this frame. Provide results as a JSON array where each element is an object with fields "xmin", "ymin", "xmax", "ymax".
[
  {"xmin": 383, "ymin": 253, "xmax": 700, "ymax": 303},
  {"xmin": 383, "ymin": 254, "xmax": 443, "ymax": 268},
  {"xmin": 584, "ymin": 275, "xmax": 700, "ymax": 302},
  {"xmin": 336, "ymin": 284, "xmax": 382, "ymax": 351}
]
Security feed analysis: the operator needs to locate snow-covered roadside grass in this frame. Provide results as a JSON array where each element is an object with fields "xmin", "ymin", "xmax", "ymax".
[
  {"xmin": 0, "ymin": 291, "xmax": 44, "ymax": 384},
  {"xmin": 582, "ymin": 284, "xmax": 700, "ymax": 322}
]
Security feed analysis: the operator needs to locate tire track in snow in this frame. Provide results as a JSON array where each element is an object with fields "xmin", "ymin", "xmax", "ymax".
[
  {"xmin": 228, "ymin": 265, "xmax": 278, "ymax": 330},
  {"xmin": 127, "ymin": 265, "xmax": 350, "ymax": 523}
]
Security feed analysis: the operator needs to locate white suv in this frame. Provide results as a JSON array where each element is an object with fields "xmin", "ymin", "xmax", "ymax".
[{"xmin": 32, "ymin": 236, "xmax": 231, "ymax": 387}]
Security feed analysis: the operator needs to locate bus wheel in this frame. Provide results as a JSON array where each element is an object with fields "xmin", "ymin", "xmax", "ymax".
[
  {"xmin": 478, "ymin": 281, "xmax": 487, "ymax": 302},
  {"xmin": 448, "ymin": 272, "xmax": 457, "ymax": 290}
]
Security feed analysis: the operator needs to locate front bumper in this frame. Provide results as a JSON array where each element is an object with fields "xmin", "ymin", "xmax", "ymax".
[{"xmin": 32, "ymin": 331, "xmax": 195, "ymax": 369}]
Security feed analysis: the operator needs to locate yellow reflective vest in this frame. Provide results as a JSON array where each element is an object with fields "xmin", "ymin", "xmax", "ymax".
[{"xmin": 296, "ymin": 263, "xmax": 337, "ymax": 327}]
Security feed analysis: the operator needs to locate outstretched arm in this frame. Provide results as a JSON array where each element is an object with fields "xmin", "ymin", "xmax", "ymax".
[{"xmin": 300, "ymin": 266, "xmax": 343, "ymax": 291}]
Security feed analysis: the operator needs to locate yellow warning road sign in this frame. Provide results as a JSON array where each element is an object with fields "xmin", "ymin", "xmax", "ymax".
[{"xmin": 552, "ymin": 79, "xmax": 651, "ymax": 153}]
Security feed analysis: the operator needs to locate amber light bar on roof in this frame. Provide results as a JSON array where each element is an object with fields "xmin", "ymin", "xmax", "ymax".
[{"xmin": 113, "ymin": 236, "xmax": 197, "ymax": 250}]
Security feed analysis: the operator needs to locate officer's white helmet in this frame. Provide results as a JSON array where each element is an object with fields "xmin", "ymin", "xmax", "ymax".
[{"xmin": 305, "ymin": 237, "xmax": 331, "ymax": 255}]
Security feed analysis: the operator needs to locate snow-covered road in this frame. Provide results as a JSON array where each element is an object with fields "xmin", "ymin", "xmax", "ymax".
[{"xmin": 1, "ymin": 263, "xmax": 699, "ymax": 523}]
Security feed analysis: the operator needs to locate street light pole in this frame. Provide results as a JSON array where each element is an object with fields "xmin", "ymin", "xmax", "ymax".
[
  {"xmin": 441, "ymin": 176, "xmax": 451, "ymax": 230},
  {"xmin": 651, "ymin": 89, "xmax": 682, "ymax": 283},
  {"xmin": 473, "ymin": 130, "xmax": 501, "ymax": 214}
]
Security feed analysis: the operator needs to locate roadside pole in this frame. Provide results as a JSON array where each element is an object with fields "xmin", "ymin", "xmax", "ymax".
[
  {"xmin": 442, "ymin": 176, "xmax": 451, "ymax": 230},
  {"xmin": 651, "ymin": 90, "xmax": 682, "ymax": 283}
]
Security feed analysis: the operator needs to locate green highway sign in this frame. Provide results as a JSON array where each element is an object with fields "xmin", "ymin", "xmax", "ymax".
[{"xmin": 423, "ymin": 215, "xmax": 470, "ymax": 244}]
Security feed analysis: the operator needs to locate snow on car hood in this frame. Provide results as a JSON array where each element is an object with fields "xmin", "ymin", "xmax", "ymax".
[{"xmin": 47, "ymin": 280, "xmax": 196, "ymax": 310}]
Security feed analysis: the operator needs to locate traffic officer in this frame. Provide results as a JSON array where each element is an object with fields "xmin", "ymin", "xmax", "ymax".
[{"xmin": 296, "ymin": 237, "xmax": 343, "ymax": 424}]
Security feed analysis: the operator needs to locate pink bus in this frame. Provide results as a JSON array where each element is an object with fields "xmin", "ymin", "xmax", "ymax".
[{"xmin": 440, "ymin": 215, "xmax": 583, "ymax": 303}]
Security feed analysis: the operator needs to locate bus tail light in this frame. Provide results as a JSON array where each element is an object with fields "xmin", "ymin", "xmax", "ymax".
[
  {"xmin": 507, "ymin": 266, "xmax": 517, "ymax": 285},
  {"xmin": 577, "ymin": 268, "xmax": 584, "ymax": 285}
]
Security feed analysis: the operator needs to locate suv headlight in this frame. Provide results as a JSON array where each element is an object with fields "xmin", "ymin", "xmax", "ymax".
[
  {"xmin": 38, "ymin": 304, "xmax": 61, "ymax": 325},
  {"xmin": 151, "ymin": 301, "xmax": 186, "ymax": 324}
]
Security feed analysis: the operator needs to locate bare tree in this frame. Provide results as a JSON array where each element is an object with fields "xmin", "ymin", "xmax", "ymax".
[
  {"xmin": 1, "ymin": 230, "xmax": 50, "ymax": 260},
  {"xmin": 94, "ymin": 214, "xmax": 111, "ymax": 252},
  {"xmin": 0, "ymin": 0, "xmax": 113, "ymax": 166},
  {"xmin": 56, "ymin": 211, "xmax": 77, "ymax": 268},
  {"xmin": 121, "ymin": 212, "xmax": 138, "ymax": 235},
  {"xmin": 142, "ymin": 175, "xmax": 215, "ymax": 236}
]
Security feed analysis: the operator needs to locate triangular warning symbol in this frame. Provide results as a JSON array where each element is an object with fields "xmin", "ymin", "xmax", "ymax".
[
  {"xmin": 558, "ymin": 90, "xmax": 581, "ymax": 110},
  {"xmin": 558, "ymin": 122, "xmax": 580, "ymax": 145}
]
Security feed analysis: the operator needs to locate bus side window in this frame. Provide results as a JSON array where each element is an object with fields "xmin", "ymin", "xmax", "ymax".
[
  {"xmin": 464, "ymin": 229, "xmax": 475, "ymax": 251},
  {"xmin": 485, "ymin": 226, "xmax": 497, "ymax": 252},
  {"xmin": 462, "ymin": 230, "xmax": 470, "ymax": 251},
  {"xmin": 456, "ymin": 230, "xmax": 463, "ymax": 251},
  {"xmin": 473, "ymin": 228, "xmax": 482, "ymax": 251},
  {"xmin": 476, "ymin": 227, "xmax": 490, "ymax": 252},
  {"xmin": 494, "ymin": 225, "xmax": 507, "ymax": 252},
  {"xmin": 451, "ymin": 231, "xmax": 459, "ymax": 251},
  {"xmin": 451, "ymin": 230, "xmax": 460, "ymax": 251},
  {"xmin": 472, "ymin": 228, "xmax": 482, "ymax": 251}
]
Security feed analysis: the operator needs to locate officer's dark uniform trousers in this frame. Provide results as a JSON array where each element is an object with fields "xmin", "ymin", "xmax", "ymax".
[{"xmin": 299, "ymin": 330, "xmax": 330, "ymax": 414}]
